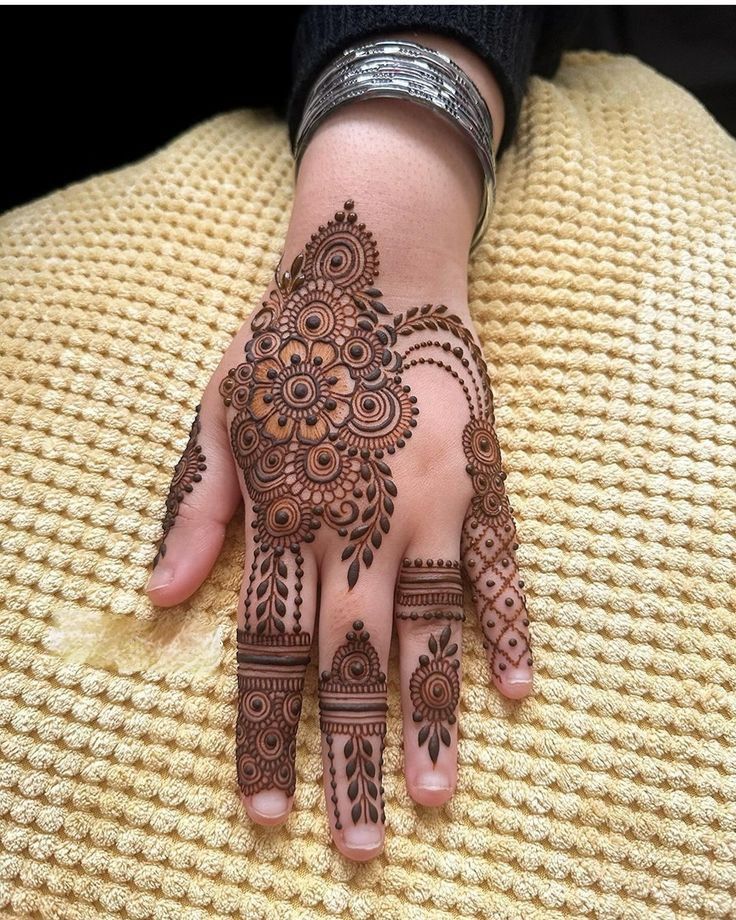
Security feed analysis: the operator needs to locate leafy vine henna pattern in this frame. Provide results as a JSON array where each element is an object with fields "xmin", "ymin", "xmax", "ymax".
[
  {"xmin": 318, "ymin": 620, "xmax": 387, "ymax": 829},
  {"xmin": 152, "ymin": 404, "xmax": 207, "ymax": 568}
]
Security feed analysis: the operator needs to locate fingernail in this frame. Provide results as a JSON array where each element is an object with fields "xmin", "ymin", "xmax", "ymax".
[
  {"xmin": 250, "ymin": 790, "xmax": 289, "ymax": 819},
  {"xmin": 146, "ymin": 564, "xmax": 174, "ymax": 595},
  {"xmin": 504, "ymin": 675, "xmax": 533, "ymax": 699},
  {"xmin": 415, "ymin": 773, "xmax": 451, "ymax": 792},
  {"xmin": 342, "ymin": 824, "xmax": 383, "ymax": 850}
]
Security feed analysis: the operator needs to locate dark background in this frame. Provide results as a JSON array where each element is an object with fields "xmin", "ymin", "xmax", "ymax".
[{"xmin": 2, "ymin": 6, "xmax": 734, "ymax": 215}]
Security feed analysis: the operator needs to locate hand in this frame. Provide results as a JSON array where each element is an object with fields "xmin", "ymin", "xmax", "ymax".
[{"xmin": 145, "ymin": 44, "xmax": 533, "ymax": 861}]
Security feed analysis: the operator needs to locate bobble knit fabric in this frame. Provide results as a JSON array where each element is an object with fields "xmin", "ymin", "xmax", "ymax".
[{"xmin": 1, "ymin": 52, "xmax": 735, "ymax": 919}]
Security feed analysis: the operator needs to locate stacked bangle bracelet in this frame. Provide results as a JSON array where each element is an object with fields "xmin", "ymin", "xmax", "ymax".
[{"xmin": 293, "ymin": 39, "xmax": 497, "ymax": 251}]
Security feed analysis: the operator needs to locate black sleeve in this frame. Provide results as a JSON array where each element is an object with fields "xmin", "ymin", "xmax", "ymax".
[{"xmin": 287, "ymin": 5, "xmax": 585, "ymax": 159}]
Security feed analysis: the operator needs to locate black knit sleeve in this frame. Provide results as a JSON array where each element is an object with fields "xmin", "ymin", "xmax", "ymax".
[{"xmin": 287, "ymin": 5, "xmax": 584, "ymax": 159}]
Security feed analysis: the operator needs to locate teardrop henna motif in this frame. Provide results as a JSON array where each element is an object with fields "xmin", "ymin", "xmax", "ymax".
[{"xmin": 152, "ymin": 404, "xmax": 207, "ymax": 568}]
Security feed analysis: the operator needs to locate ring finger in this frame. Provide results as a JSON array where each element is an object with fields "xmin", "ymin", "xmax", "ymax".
[{"xmin": 395, "ymin": 551, "xmax": 464, "ymax": 806}]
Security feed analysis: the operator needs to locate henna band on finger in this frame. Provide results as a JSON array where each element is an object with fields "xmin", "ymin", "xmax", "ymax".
[
  {"xmin": 236, "ymin": 629, "xmax": 312, "ymax": 797},
  {"xmin": 394, "ymin": 558, "xmax": 465, "ymax": 621},
  {"xmin": 318, "ymin": 621, "xmax": 386, "ymax": 829}
]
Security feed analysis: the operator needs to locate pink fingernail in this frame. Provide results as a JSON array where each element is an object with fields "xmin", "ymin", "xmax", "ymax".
[
  {"xmin": 146, "ymin": 564, "xmax": 174, "ymax": 594},
  {"xmin": 250, "ymin": 790, "xmax": 289, "ymax": 819},
  {"xmin": 415, "ymin": 773, "xmax": 451, "ymax": 792}
]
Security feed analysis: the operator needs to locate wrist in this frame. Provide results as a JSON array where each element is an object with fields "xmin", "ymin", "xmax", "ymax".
[
  {"xmin": 284, "ymin": 34, "xmax": 504, "ymax": 312},
  {"xmin": 284, "ymin": 98, "xmax": 478, "ymax": 309}
]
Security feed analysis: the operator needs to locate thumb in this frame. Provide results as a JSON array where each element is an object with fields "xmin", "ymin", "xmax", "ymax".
[{"xmin": 146, "ymin": 387, "xmax": 241, "ymax": 607}]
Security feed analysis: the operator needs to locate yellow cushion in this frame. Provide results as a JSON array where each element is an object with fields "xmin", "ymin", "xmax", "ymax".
[{"xmin": 1, "ymin": 50, "xmax": 735, "ymax": 917}]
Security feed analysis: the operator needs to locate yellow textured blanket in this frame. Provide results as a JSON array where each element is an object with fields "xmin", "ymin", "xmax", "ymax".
[{"xmin": 1, "ymin": 51, "xmax": 735, "ymax": 919}]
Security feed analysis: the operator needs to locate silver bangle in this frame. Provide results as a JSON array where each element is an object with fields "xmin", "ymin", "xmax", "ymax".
[{"xmin": 293, "ymin": 39, "xmax": 497, "ymax": 251}]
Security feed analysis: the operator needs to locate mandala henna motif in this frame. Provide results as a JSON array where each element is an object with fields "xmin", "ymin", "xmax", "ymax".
[
  {"xmin": 318, "ymin": 620, "xmax": 387, "ymax": 829},
  {"xmin": 221, "ymin": 199, "xmax": 530, "ymax": 809},
  {"xmin": 410, "ymin": 625, "xmax": 460, "ymax": 765},
  {"xmin": 152, "ymin": 404, "xmax": 207, "ymax": 568},
  {"xmin": 221, "ymin": 200, "xmax": 418, "ymax": 592}
]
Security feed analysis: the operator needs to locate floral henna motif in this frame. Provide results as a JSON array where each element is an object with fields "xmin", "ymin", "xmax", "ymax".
[
  {"xmin": 221, "ymin": 200, "xmax": 418, "ymax": 591},
  {"xmin": 410, "ymin": 625, "xmax": 460, "ymax": 765},
  {"xmin": 395, "ymin": 561, "xmax": 463, "ymax": 764},
  {"xmin": 318, "ymin": 621, "xmax": 387, "ymax": 829},
  {"xmin": 152, "ymin": 404, "xmax": 207, "ymax": 568}
]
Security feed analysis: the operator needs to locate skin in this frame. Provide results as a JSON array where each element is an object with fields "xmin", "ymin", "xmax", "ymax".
[{"xmin": 146, "ymin": 33, "xmax": 532, "ymax": 861}]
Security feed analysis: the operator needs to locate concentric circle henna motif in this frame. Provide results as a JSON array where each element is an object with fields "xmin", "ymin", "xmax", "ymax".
[
  {"xmin": 255, "ymin": 494, "xmax": 313, "ymax": 549},
  {"xmin": 339, "ymin": 326, "xmax": 396, "ymax": 380},
  {"xmin": 279, "ymin": 278, "xmax": 359, "ymax": 344},
  {"xmin": 463, "ymin": 418, "xmax": 501, "ymax": 469},
  {"xmin": 303, "ymin": 212, "xmax": 379, "ymax": 293},
  {"xmin": 343, "ymin": 382, "xmax": 415, "ymax": 449},
  {"xmin": 409, "ymin": 626, "xmax": 460, "ymax": 764},
  {"xmin": 410, "ymin": 657, "xmax": 459, "ymax": 723},
  {"xmin": 286, "ymin": 443, "xmax": 362, "ymax": 505},
  {"xmin": 245, "ymin": 330, "xmax": 281, "ymax": 362},
  {"xmin": 152, "ymin": 405, "xmax": 207, "ymax": 568}
]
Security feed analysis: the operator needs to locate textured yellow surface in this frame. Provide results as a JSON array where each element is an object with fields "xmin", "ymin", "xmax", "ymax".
[{"xmin": 1, "ymin": 51, "xmax": 735, "ymax": 919}]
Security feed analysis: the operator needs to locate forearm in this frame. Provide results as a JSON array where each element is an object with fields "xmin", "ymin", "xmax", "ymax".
[{"xmin": 281, "ymin": 34, "xmax": 505, "ymax": 315}]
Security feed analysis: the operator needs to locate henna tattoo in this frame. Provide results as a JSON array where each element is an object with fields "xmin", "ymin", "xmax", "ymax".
[
  {"xmin": 391, "ymin": 307, "xmax": 533, "ymax": 683},
  {"xmin": 236, "ymin": 629, "xmax": 312, "ymax": 797},
  {"xmin": 394, "ymin": 559, "xmax": 465, "ymax": 621},
  {"xmin": 462, "ymin": 515, "xmax": 532, "ymax": 678},
  {"xmin": 152, "ymin": 404, "xmax": 207, "ymax": 568},
  {"xmin": 410, "ymin": 626, "xmax": 460, "ymax": 765},
  {"xmin": 318, "ymin": 620, "xmax": 387, "ymax": 829},
  {"xmin": 220, "ymin": 201, "xmax": 419, "ymax": 590}
]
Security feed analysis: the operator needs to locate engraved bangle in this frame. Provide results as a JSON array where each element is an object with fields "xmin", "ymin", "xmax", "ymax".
[{"xmin": 293, "ymin": 39, "xmax": 497, "ymax": 251}]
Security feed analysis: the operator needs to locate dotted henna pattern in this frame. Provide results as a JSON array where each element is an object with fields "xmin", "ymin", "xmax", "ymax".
[
  {"xmin": 221, "ymin": 199, "xmax": 531, "ymax": 806},
  {"xmin": 318, "ymin": 620, "xmax": 387, "ymax": 829},
  {"xmin": 152, "ymin": 404, "xmax": 207, "ymax": 568}
]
